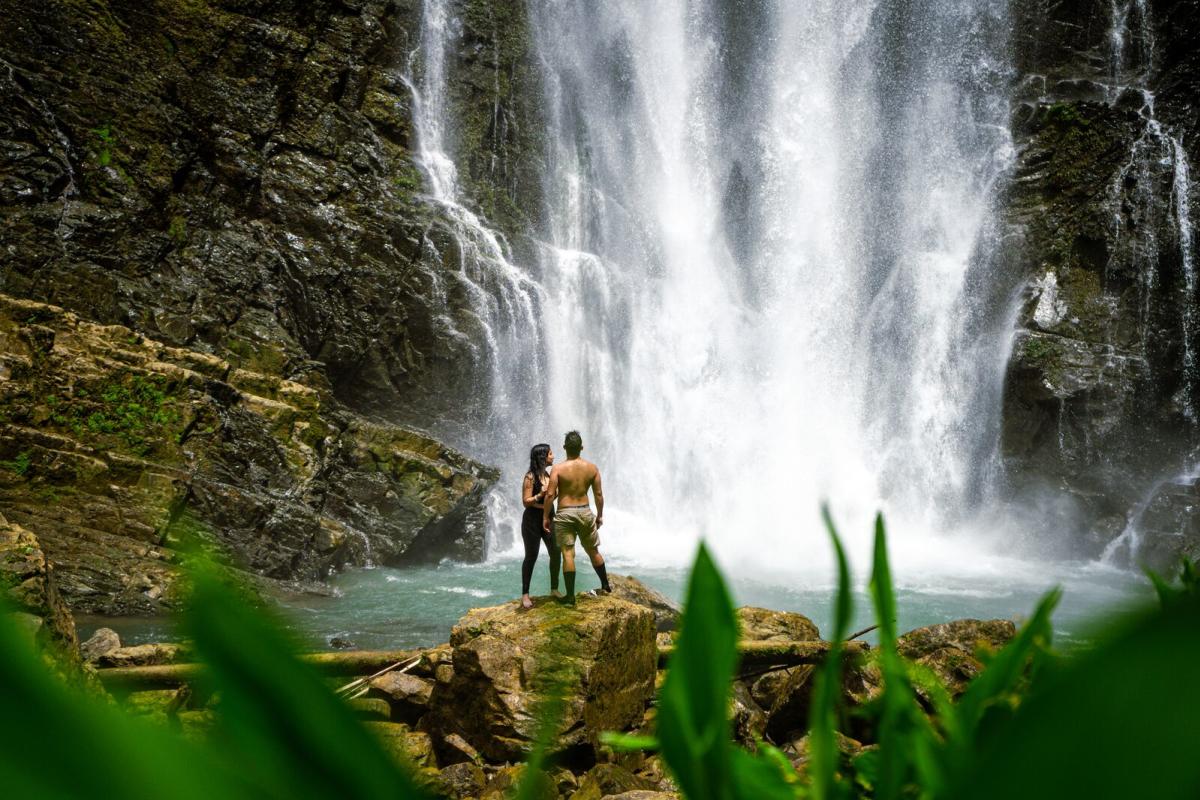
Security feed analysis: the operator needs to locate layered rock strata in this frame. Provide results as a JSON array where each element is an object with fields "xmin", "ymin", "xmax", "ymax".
[{"xmin": 0, "ymin": 294, "xmax": 497, "ymax": 614}]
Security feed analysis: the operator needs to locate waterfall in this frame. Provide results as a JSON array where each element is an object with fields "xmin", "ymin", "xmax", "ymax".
[
  {"xmin": 521, "ymin": 0, "xmax": 1015, "ymax": 573},
  {"xmin": 406, "ymin": 1, "xmax": 555, "ymax": 553}
]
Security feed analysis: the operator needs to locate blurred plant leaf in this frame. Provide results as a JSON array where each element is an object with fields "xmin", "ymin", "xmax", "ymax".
[
  {"xmin": 946, "ymin": 588, "xmax": 1060, "ymax": 758},
  {"xmin": 943, "ymin": 594, "xmax": 1200, "ymax": 800},
  {"xmin": 600, "ymin": 732, "xmax": 659, "ymax": 751},
  {"xmin": 181, "ymin": 560, "xmax": 432, "ymax": 800},
  {"xmin": 807, "ymin": 505, "xmax": 855, "ymax": 800},
  {"xmin": 730, "ymin": 747, "xmax": 800, "ymax": 800},
  {"xmin": 0, "ymin": 609, "xmax": 247, "ymax": 800},
  {"xmin": 656, "ymin": 542, "xmax": 739, "ymax": 800},
  {"xmin": 868, "ymin": 513, "xmax": 934, "ymax": 800}
]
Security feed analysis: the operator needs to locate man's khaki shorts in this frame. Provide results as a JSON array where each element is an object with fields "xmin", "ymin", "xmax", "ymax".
[{"xmin": 554, "ymin": 506, "xmax": 598, "ymax": 550}]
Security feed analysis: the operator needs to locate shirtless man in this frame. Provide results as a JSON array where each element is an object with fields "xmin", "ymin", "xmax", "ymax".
[{"xmin": 542, "ymin": 430, "xmax": 610, "ymax": 604}]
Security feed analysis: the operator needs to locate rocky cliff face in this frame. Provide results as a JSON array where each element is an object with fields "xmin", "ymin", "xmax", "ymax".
[
  {"xmin": 1000, "ymin": 0, "xmax": 1200, "ymax": 565},
  {"xmin": 0, "ymin": 0, "xmax": 538, "ymax": 440},
  {"xmin": 0, "ymin": 293, "xmax": 498, "ymax": 614},
  {"xmin": 0, "ymin": 0, "xmax": 544, "ymax": 612}
]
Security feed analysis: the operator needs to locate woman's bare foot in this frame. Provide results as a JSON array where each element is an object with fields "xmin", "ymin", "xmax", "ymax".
[
  {"xmin": 521, "ymin": 594, "xmax": 534, "ymax": 609},
  {"xmin": 550, "ymin": 589, "xmax": 564, "ymax": 599}
]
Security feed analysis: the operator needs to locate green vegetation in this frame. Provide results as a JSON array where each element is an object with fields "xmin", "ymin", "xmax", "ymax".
[
  {"xmin": 0, "ymin": 450, "xmax": 31, "ymax": 476},
  {"xmin": 1022, "ymin": 335, "xmax": 1055, "ymax": 365},
  {"xmin": 2, "ymin": 514, "xmax": 1199, "ymax": 798},
  {"xmin": 1045, "ymin": 103, "xmax": 1090, "ymax": 129},
  {"xmin": 91, "ymin": 125, "xmax": 116, "ymax": 167},
  {"xmin": 167, "ymin": 215, "xmax": 188, "ymax": 244},
  {"xmin": 47, "ymin": 374, "xmax": 181, "ymax": 456}
]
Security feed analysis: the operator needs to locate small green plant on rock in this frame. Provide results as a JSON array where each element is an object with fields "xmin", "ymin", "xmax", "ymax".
[
  {"xmin": 1022, "ymin": 335, "xmax": 1055, "ymax": 365},
  {"xmin": 91, "ymin": 125, "xmax": 115, "ymax": 167},
  {"xmin": 167, "ymin": 215, "xmax": 188, "ymax": 244},
  {"xmin": 0, "ymin": 450, "xmax": 31, "ymax": 476}
]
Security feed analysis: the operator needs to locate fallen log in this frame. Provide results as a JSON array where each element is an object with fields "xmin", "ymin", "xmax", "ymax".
[
  {"xmin": 657, "ymin": 640, "xmax": 867, "ymax": 669},
  {"xmin": 100, "ymin": 640, "xmax": 864, "ymax": 691},
  {"xmin": 97, "ymin": 648, "xmax": 424, "ymax": 691}
]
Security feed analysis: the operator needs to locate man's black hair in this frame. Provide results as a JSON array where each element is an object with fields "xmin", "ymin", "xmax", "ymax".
[{"xmin": 564, "ymin": 430, "xmax": 583, "ymax": 456}]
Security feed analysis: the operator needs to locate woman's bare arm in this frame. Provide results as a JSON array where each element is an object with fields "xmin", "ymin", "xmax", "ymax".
[{"xmin": 522, "ymin": 473, "xmax": 543, "ymax": 508}]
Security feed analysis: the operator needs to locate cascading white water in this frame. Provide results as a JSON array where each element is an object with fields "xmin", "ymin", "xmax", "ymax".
[
  {"xmin": 524, "ymin": 0, "xmax": 1016, "ymax": 575},
  {"xmin": 407, "ymin": 2, "xmax": 555, "ymax": 552}
]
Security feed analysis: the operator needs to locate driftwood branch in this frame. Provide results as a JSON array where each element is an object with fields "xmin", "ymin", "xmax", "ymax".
[
  {"xmin": 96, "ymin": 648, "xmax": 424, "ymax": 691},
  {"xmin": 99, "ymin": 640, "xmax": 866, "ymax": 691},
  {"xmin": 846, "ymin": 623, "xmax": 881, "ymax": 641}
]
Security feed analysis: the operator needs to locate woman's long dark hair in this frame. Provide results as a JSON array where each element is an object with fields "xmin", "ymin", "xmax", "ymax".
[{"xmin": 528, "ymin": 443, "xmax": 551, "ymax": 494}]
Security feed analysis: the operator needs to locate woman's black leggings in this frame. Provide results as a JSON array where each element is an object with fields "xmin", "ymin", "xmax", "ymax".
[{"xmin": 521, "ymin": 507, "xmax": 560, "ymax": 594}]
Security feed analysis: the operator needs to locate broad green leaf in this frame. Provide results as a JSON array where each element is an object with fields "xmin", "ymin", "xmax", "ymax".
[
  {"xmin": 0, "ymin": 610, "xmax": 247, "ymax": 800},
  {"xmin": 949, "ymin": 588, "xmax": 1060, "ymax": 749},
  {"xmin": 730, "ymin": 747, "xmax": 801, "ymax": 800},
  {"xmin": 943, "ymin": 594, "xmax": 1200, "ymax": 800},
  {"xmin": 807, "ymin": 506, "xmax": 855, "ymax": 800},
  {"xmin": 599, "ymin": 732, "xmax": 659, "ymax": 751},
  {"xmin": 867, "ymin": 513, "xmax": 934, "ymax": 800},
  {"xmin": 657, "ymin": 542, "xmax": 739, "ymax": 800},
  {"xmin": 181, "ymin": 561, "xmax": 432, "ymax": 800}
]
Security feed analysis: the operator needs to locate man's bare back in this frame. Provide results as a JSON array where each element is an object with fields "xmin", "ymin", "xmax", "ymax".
[{"xmin": 548, "ymin": 458, "xmax": 602, "ymax": 511}]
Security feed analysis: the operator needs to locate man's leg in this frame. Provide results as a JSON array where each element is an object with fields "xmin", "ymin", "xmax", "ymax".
[
  {"xmin": 560, "ymin": 546, "xmax": 576, "ymax": 602},
  {"xmin": 556, "ymin": 522, "xmax": 577, "ymax": 604},
  {"xmin": 582, "ymin": 542, "xmax": 611, "ymax": 593}
]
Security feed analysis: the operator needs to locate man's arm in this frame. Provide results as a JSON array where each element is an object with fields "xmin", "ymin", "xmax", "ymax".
[
  {"xmin": 542, "ymin": 469, "xmax": 559, "ymax": 533},
  {"xmin": 592, "ymin": 467, "xmax": 604, "ymax": 528}
]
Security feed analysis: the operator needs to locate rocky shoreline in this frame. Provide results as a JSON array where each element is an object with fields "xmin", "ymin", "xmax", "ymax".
[{"xmin": 11, "ymin": 538, "xmax": 1017, "ymax": 800}]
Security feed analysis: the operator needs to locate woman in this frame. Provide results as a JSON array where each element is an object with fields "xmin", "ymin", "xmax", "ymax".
[{"xmin": 521, "ymin": 443, "xmax": 561, "ymax": 609}]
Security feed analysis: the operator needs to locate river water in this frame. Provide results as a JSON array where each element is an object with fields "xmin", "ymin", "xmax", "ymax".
[{"xmin": 81, "ymin": 544, "xmax": 1149, "ymax": 653}]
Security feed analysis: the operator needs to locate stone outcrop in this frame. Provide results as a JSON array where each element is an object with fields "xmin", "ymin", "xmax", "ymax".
[
  {"xmin": 843, "ymin": 618, "xmax": 1017, "ymax": 714},
  {"xmin": 1001, "ymin": 0, "xmax": 1200, "ymax": 563},
  {"xmin": 0, "ymin": 515, "xmax": 78, "ymax": 658},
  {"xmin": 607, "ymin": 575, "xmax": 680, "ymax": 632},
  {"xmin": 0, "ymin": 294, "xmax": 498, "ymax": 614},
  {"xmin": 428, "ymin": 593, "xmax": 657, "ymax": 762},
  {"xmin": 0, "ymin": 0, "xmax": 542, "ymax": 442},
  {"xmin": 79, "ymin": 626, "xmax": 121, "ymax": 662},
  {"xmin": 735, "ymin": 607, "xmax": 821, "ymax": 642}
]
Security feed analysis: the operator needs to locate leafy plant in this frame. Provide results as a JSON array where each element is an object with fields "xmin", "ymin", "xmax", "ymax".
[
  {"xmin": 0, "ymin": 450, "xmax": 31, "ymax": 476},
  {"xmin": 91, "ymin": 125, "xmax": 115, "ymax": 167},
  {"xmin": 46, "ymin": 373, "xmax": 181, "ymax": 455}
]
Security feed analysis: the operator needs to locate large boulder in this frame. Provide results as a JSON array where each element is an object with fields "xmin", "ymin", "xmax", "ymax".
[
  {"xmin": 844, "ymin": 618, "xmax": 1017, "ymax": 714},
  {"xmin": 428, "ymin": 594, "xmax": 657, "ymax": 762},
  {"xmin": 608, "ymin": 575, "xmax": 680, "ymax": 632},
  {"xmin": 736, "ymin": 607, "xmax": 821, "ymax": 642},
  {"xmin": 79, "ymin": 627, "xmax": 121, "ymax": 662},
  {"xmin": 898, "ymin": 619, "xmax": 1016, "ymax": 700},
  {"xmin": 369, "ymin": 671, "xmax": 435, "ymax": 725},
  {"xmin": 733, "ymin": 606, "xmax": 823, "ymax": 740},
  {"xmin": 96, "ymin": 642, "xmax": 191, "ymax": 668}
]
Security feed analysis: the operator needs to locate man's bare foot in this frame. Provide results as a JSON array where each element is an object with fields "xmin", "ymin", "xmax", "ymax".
[
  {"xmin": 521, "ymin": 594, "xmax": 533, "ymax": 609},
  {"xmin": 551, "ymin": 590, "xmax": 564, "ymax": 599}
]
